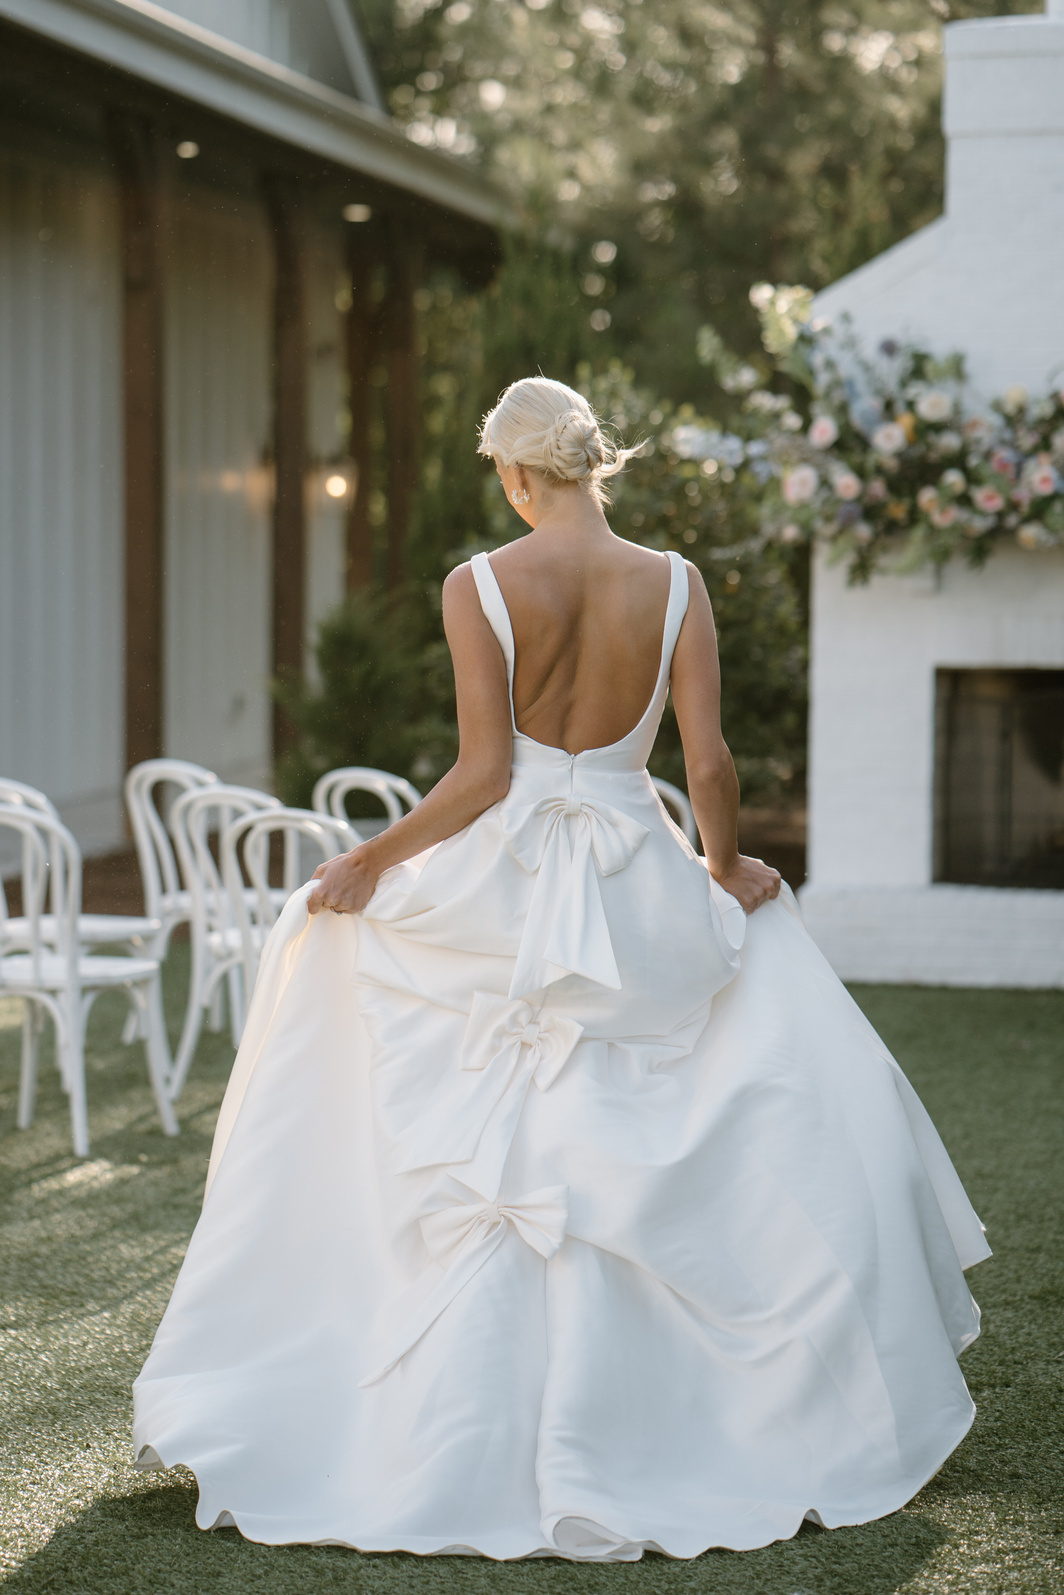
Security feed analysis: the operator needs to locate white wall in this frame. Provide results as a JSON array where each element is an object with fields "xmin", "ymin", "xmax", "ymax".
[
  {"xmin": 163, "ymin": 179, "xmax": 274, "ymax": 790},
  {"xmin": 808, "ymin": 547, "xmax": 1064, "ymax": 890},
  {"xmin": 0, "ymin": 139, "xmax": 124, "ymax": 858}
]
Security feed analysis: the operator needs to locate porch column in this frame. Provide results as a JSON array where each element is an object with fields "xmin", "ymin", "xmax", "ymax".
[
  {"xmin": 263, "ymin": 175, "xmax": 308, "ymax": 759},
  {"xmin": 108, "ymin": 111, "xmax": 164, "ymax": 772},
  {"xmin": 381, "ymin": 236, "xmax": 424, "ymax": 589},
  {"xmin": 344, "ymin": 233, "xmax": 377, "ymax": 589}
]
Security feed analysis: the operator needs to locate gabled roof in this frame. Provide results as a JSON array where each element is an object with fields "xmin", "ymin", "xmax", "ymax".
[{"xmin": 0, "ymin": 0, "xmax": 506, "ymax": 229}]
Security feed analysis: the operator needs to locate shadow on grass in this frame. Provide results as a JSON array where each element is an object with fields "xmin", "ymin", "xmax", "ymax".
[{"xmin": 2, "ymin": 1475, "xmax": 950, "ymax": 1595}]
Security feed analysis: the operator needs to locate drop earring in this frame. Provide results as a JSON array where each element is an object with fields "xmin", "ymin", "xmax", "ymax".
[{"xmin": 510, "ymin": 487, "xmax": 531, "ymax": 505}]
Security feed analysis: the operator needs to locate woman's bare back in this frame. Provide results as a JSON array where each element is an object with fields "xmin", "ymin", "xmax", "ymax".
[{"xmin": 487, "ymin": 534, "xmax": 674, "ymax": 754}]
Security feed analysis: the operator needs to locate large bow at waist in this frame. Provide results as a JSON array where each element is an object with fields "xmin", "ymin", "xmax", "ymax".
[
  {"xmin": 359, "ymin": 1179, "xmax": 568, "ymax": 1386},
  {"xmin": 501, "ymin": 792, "xmax": 649, "ymax": 997},
  {"xmin": 395, "ymin": 992, "xmax": 583, "ymax": 1182}
]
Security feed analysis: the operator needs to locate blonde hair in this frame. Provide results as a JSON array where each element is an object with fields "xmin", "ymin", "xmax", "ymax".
[{"xmin": 478, "ymin": 377, "xmax": 636, "ymax": 504}]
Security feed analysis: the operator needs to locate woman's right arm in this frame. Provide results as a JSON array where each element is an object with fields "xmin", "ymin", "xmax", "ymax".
[
  {"xmin": 307, "ymin": 564, "xmax": 514, "ymax": 915},
  {"xmin": 669, "ymin": 563, "xmax": 781, "ymax": 914}
]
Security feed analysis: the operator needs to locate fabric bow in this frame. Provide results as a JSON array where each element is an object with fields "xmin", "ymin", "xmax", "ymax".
[
  {"xmin": 501, "ymin": 793, "xmax": 649, "ymax": 996},
  {"xmin": 461, "ymin": 991, "xmax": 584, "ymax": 1091},
  {"xmin": 360, "ymin": 1179, "xmax": 569, "ymax": 1385},
  {"xmin": 395, "ymin": 993, "xmax": 583, "ymax": 1179}
]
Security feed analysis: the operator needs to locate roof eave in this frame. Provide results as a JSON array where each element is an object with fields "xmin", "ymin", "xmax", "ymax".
[{"xmin": 0, "ymin": 0, "xmax": 510, "ymax": 230}]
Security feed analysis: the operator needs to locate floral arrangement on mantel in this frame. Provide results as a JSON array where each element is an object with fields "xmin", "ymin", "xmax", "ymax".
[{"xmin": 669, "ymin": 283, "xmax": 1064, "ymax": 583}]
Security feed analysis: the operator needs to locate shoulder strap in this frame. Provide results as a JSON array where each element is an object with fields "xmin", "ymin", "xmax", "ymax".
[
  {"xmin": 661, "ymin": 552, "xmax": 690, "ymax": 680},
  {"xmin": 469, "ymin": 552, "xmax": 516, "ymax": 698}
]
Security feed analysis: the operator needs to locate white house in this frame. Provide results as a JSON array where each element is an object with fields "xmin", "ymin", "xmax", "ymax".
[
  {"xmin": 800, "ymin": 1, "xmax": 1064, "ymax": 988},
  {"xmin": 0, "ymin": 0, "xmax": 501, "ymax": 859}
]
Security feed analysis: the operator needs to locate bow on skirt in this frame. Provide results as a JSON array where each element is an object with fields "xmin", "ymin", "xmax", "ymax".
[
  {"xmin": 501, "ymin": 792, "xmax": 649, "ymax": 997},
  {"xmin": 394, "ymin": 993, "xmax": 584, "ymax": 1195},
  {"xmin": 360, "ymin": 1179, "xmax": 569, "ymax": 1385}
]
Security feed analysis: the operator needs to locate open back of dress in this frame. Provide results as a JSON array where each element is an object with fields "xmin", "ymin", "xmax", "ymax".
[{"xmin": 133, "ymin": 553, "xmax": 989, "ymax": 1561}]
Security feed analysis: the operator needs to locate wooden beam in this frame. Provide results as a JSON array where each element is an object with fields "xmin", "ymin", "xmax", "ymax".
[
  {"xmin": 107, "ymin": 111, "xmax": 164, "ymax": 773},
  {"xmin": 344, "ymin": 233, "xmax": 377, "ymax": 590},
  {"xmin": 381, "ymin": 236, "xmax": 424, "ymax": 590},
  {"xmin": 263, "ymin": 174, "xmax": 308, "ymax": 760}
]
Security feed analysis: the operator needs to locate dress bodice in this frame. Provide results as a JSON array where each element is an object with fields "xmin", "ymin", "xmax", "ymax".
[{"xmin": 469, "ymin": 549, "xmax": 689, "ymax": 776}]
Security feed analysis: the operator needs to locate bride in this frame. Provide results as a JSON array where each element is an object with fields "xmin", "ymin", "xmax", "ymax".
[{"xmin": 133, "ymin": 377, "xmax": 989, "ymax": 1562}]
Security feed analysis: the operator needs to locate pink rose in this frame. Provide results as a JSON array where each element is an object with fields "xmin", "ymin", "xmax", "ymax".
[
  {"xmin": 972, "ymin": 485, "xmax": 1005, "ymax": 514},
  {"xmin": 833, "ymin": 471, "xmax": 862, "ymax": 500},
  {"xmin": 808, "ymin": 415, "xmax": 839, "ymax": 449},
  {"xmin": 1030, "ymin": 464, "xmax": 1058, "ymax": 496}
]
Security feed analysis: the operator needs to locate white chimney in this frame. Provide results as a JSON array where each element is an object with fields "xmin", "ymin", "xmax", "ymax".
[{"xmin": 817, "ymin": 4, "xmax": 1064, "ymax": 397}]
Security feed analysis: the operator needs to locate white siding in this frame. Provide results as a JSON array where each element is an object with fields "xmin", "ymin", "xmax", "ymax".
[
  {"xmin": 157, "ymin": 1, "xmax": 359, "ymax": 97},
  {"xmin": 163, "ymin": 181, "xmax": 273, "ymax": 788},
  {"xmin": 0, "ymin": 141, "xmax": 124, "ymax": 858}
]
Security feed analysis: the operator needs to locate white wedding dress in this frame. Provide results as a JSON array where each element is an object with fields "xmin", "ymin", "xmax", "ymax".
[{"xmin": 133, "ymin": 551, "xmax": 990, "ymax": 1561}]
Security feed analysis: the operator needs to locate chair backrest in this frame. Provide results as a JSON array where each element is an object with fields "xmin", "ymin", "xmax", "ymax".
[
  {"xmin": 0, "ymin": 804, "xmax": 81, "ymax": 981},
  {"xmin": 221, "ymin": 808, "xmax": 358, "ymax": 996},
  {"xmin": 170, "ymin": 784, "xmax": 281, "ymax": 938},
  {"xmin": 0, "ymin": 780, "xmax": 61, "ymax": 915},
  {"xmin": 652, "ymin": 777, "xmax": 698, "ymax": 847},
  {"xmin": 311, "ymin": 766, "xmax": 421, "ymax": 832},
  {"xmin": 0, "ymin": 778, "xmax": 59, "ymax": 817},
  {"xmin": 124, "ymin": 759, "xmax": 219, "ymax": 922}
]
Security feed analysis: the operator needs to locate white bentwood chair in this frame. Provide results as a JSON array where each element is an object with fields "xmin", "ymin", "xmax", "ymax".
[
  {"xmin": 311, "ymin": 766, "xmax": 421, "ymax": 837},
  {"xmin": 0, "ymin": 778, "xmax": 162, "ymax": 955},
  {"xmin": 0, "ymin": 804, "xmax": 177, "ymax": 1158},
  {"xmin": 123, "ymin": 759, "xmax": 219, "ymax": 954},
  {"xmin": 222, "ymin": 809, "xmax": 359, "ymax": 1004},
  {"xmin": 167, "ymin": 784, "xmax": 283, "ymax": 1101},
  {"xmin": 652, "ymin": 777, "xmax": 698, "ymax": 847}
]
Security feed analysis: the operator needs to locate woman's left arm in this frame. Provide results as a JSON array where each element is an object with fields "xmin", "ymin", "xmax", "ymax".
[{"xmin": 307, "ymin": 564, "xmax": 514, "ymax": 915}]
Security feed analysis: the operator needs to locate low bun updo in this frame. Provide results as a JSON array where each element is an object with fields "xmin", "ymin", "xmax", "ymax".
[{"xmin": 478, "ymin": 376, "xmax": 638, "ymax": 503}]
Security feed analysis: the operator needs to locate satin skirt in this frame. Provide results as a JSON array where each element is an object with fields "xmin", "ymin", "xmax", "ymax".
[{"xmin": 133, "ymin": 758, "xmax": 989, "ymax": 1560}]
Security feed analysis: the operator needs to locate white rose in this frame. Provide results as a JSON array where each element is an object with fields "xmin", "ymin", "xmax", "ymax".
[
  {"xmin": 782, "ymin": 464, "xmax": 818, "ymax": 505},
  {"xmin": 833, "ymin": 471, "xmax": 862, "ymax": 501},
  {"xmin": 915, "ymin": 390, "xmax": 952, "ymax": 423},
  {"xmin": 872, "ymin": 422, "xmax": 907, "ymax": 455}
]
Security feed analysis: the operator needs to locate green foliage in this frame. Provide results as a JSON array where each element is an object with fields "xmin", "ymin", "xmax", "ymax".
[
  {"xmin": 275, "ymin": 591, "xmax": 459, "ymax": 808},
  {"xmin": 363, "ymin": 0, "xmax": 1039, "ymax": 403}
]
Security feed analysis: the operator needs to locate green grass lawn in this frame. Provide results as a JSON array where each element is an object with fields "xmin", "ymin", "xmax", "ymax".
[{"xmin": 1, "ymin": 955, "xmax": 1062, "ymax": 1594}]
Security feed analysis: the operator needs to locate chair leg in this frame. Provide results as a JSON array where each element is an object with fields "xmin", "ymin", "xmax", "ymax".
[
  {"xmin": 120, "ymin": 1003, "xmax": 141, "ymax": 1045},
  {"xmin": 17, "ymin": 1002, "xmax": 39, "ymax": 1130},
  {"xmin": 169, "ymin": 945, "xmax": 211, "ymax": 1103},
  {"xmin": 64, "ymin": 1014, "xmax": 90, "ymax": 1160},
  {"xmin": 227, "ymin": 965, "xmax": 245, "ymax": 1048},
  {"xmin": 142, "ymin": 978, "xmax": 179, "ymax": 1137},
  {"xmin": 207, "ymin": 981, "xmax": 226, "ymax": 1033}
]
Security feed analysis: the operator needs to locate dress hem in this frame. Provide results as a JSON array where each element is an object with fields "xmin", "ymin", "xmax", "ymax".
[{"xmin": 134, "ymin": 1402, "xmax": 976, "ymax": 1563}]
